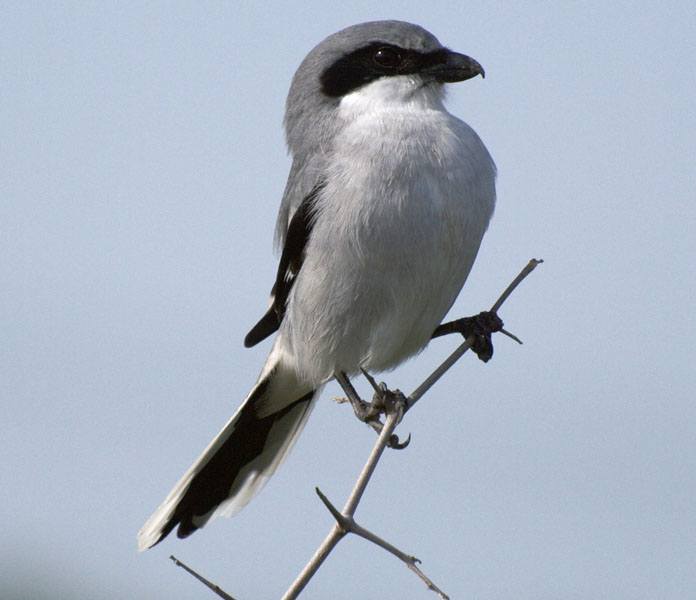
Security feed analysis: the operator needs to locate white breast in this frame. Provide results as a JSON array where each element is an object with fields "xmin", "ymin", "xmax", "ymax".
[{"xmin": 279, "ymin": 76, "xmax": 496, "ymax": 385}]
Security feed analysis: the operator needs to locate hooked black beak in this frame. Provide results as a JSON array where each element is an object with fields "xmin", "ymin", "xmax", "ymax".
[{"xmin": 424, "ymin": 50, "xmax": 485, "ymax": 83}]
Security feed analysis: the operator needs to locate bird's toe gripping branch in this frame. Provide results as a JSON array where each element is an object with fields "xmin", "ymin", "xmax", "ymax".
[
  {"xmin": 432, "ymin": 310, "xmax": 504, "ymax": 362},
  {"xmin": 360, "ymin": 369, "xmax": 411, "ymax": 449},
  {"xmin": 335, "ymin": 370, "xmax": 410, "ymax": 450}
]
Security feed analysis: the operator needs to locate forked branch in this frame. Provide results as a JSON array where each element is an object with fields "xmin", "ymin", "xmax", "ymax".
[
  {"xmin": 282, "ymin": 258, "xmax": 543, "ymax": 598},
  {"xmin": 173, "ymin": 258, "xmax": 543, "ymax": 599}
]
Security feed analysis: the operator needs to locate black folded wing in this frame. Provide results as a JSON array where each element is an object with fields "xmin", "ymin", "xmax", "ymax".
[{"xmin": 244, "ymin": 182, "xmax": 325, "ymax": 347}]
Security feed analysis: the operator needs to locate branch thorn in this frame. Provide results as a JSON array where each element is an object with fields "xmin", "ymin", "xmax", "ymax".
[{"xmin": 500, "ymin": 327, "xmax": 523, "ymax": 344}]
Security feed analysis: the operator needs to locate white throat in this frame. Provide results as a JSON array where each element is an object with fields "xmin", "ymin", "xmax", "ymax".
[{"xmin": 338, "ymin": 76, "xmax": 446, "ymax": 119}]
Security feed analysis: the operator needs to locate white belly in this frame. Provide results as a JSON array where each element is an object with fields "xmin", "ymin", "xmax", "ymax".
[{"xmin": 278, "ymin": 98, "xmax": 496, "ymax": 385}]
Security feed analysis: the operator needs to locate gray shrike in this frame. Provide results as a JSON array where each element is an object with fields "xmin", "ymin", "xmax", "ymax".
[{"xmin": 138, "ymin": 20, "xmax": 497, "ymax": 550}]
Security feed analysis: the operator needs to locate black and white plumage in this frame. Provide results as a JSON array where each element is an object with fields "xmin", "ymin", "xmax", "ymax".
[{"xmin": 138, "ymin": 20, "xmax": 496, "ymax": 550}]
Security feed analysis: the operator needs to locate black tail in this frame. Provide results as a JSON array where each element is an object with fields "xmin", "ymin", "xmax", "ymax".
[{"xmin": 138, "ymin": 359, "xmax": 316, "ymax": 550}]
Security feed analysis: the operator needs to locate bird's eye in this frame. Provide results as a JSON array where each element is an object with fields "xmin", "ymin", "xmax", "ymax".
[{"xmin": 373, "ymin": 47, "xmax": 402, "ymax": 68}]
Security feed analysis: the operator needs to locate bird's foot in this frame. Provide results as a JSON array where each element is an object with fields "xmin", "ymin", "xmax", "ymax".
[
  {"xmin": 335, "ymin": 371, "xmax": 374, "ymax": 422},
  {"xmin": 335, "ymin": 370, "xmax": 410, "ymax": 450},
  {"xmin": 433, "ymin": 311, "xmax": 504, "ymax": 362},
  {"xmin": 361, "ymin": 369, "xmax": 410, "ymax": 450}
]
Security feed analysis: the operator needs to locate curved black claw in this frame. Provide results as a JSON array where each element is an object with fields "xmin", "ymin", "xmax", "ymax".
[
  {"xmin": 387, "ymin": 432, "xmax": 411, "ymax": 450},
  {"xmin": 433, "ymin": 311, "xmax": 504, "ymax": 363}
]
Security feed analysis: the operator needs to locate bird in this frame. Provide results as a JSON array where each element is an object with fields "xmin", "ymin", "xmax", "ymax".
[{"xmin": 138, "ymin": 20, "xmax": 497, "ymax": 551}]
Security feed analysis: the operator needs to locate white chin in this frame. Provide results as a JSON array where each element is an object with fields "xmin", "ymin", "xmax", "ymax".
[{"xmin": 339, "ymin": 75, "xmax": 445, "ymax": 113}]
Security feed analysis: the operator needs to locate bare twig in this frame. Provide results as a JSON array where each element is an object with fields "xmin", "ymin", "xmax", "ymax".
[
  {"xmin": 177, "ymin": 259, "xmax": 542, "ymax": 599},
  {"xmin": 282, "ymin": 258, "xmax": 542, "ymax": 598},
  {"xmin": 284, "ymin": 393, "xmax": 448, "ymax": 598},
  {"xmin": 407, "ymin": 258, "xmax": 542, "ymax": 409},
  {"xmin": 499, "ymin": 328, "xmax": 523, "ymax": 344},
  {"xmin": 314, "ymin": 488, "xmax": 449, "ymax": 600},
  {"xmin": 282, "ymin": 398, "xmax": 405, "ymax": 599},
  {"xmin": 169, "ymin": 555, "xmax": 237, "ymax": 600},
  {"xmin": 490, "ymin": 258, "xmax": 543, "ymax": 313}
]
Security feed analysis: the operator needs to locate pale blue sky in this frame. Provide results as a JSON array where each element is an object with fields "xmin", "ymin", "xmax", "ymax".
[{"xmin": 2, "ymin": 2, "xmax": 695, "ymax": 599}]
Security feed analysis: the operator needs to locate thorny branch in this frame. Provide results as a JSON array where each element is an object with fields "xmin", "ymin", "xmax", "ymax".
[
  {"xmin": 408, "ymin": 257, "xmax": 542, "ymax": 409},
  {"xmin": 169, "ymin": 555, "xmax": 236, "ymax": 600},
  {"xmin": 173, "ymin": 258, "xmax": 543, "ymax": 599}
]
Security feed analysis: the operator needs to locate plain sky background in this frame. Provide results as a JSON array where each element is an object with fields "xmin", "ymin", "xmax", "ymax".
[{"xmin": 3, "ymin": 2, "xmax": 695, "ymax": 599}]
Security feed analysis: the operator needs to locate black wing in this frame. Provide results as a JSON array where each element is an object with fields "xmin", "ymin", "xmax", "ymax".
[{"xmin": 244, "ymin": 182, "xmax": 325, "ymax": 347}]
